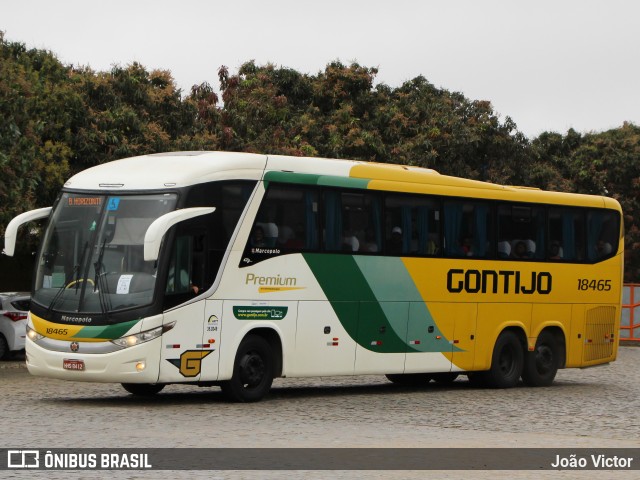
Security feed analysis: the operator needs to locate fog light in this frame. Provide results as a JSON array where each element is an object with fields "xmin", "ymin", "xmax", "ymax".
[{"xmin": 136, "ymin": 361, "xmax": 146, "ymax": 372}]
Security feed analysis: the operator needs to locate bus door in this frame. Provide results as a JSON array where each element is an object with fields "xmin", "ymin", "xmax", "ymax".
[{"xmin": 158, "ymin": 230, "xmax": 215, "ymax": 383}]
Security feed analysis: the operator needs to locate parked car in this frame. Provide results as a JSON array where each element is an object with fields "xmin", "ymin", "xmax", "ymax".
[{"xmin": 0, "ymin": 292, "xmax": 30, "ymax": 359}]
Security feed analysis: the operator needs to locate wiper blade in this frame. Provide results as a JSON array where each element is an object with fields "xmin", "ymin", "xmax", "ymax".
[
  {"xmin": 47, "ymin": 241, "xmax": 89, "ymax": 313},
  {"xmin": 74, "ymin": 241, "xmax": 90, "ymax": 293},
  {"xmin": 93, "ymin": 239, "xmax": 112, "ymax": 315}
]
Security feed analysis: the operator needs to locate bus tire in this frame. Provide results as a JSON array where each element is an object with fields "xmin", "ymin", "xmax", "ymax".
[
  {"xmin": 521, "ymin": 330, "xmax": 560, "ymax": 387},
  {"xmin": 221, "ymin": 335, "xmax": 274, "ymax": 402},
  {"xmin": 484, "ymin": 330, "xmax": 524, "ymax": 388},
  {"xmin": 385, "ymin": 373, "xmax": 432, "ymax": 386},
  {"xmin": 121, "ymin": 383, "xmax": 165, "ymax": 396}
]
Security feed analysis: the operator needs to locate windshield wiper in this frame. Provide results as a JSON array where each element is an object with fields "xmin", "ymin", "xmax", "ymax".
[
  {"xmin": 47, "ymin": 241, "xmax": 89, "ymax": 313},
  {"xmin": 93, "ymin": 239, "xmax": 113, "ymax": 316}
]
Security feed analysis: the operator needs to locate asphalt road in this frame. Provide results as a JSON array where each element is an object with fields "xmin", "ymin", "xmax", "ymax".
[{"xmin": 2, "ymin": 347, "xmax": 639, "ymax": 479}]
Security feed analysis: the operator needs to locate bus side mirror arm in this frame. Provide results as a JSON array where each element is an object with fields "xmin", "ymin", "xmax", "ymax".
[
  {"xmin": 3, "ymin": 207, "xmax": 52, "ymax": 257},
  {"xmin": 143, "ymin": 207, "xmax": 216, "ymax": 261}
]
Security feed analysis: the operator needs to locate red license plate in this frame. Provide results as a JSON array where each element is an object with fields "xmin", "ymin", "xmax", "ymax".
[{"xmin": 63, "ymin": 359, "xmax": 85, "ymax": 371}]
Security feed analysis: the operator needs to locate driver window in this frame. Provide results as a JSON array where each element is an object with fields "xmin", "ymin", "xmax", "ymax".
[{"xmin": 166, "ymin": 236, "xmax": 194, "ymax": 294}]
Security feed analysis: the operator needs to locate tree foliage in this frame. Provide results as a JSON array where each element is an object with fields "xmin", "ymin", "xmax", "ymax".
[{"xmin": 1, "ymin": 33, "xmax": 640, "ymax": 278}]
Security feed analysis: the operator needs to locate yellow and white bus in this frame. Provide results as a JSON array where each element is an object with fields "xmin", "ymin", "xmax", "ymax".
[{"xmin": 4, "ymin": 151, "xmax": 623, "ymax": 401}]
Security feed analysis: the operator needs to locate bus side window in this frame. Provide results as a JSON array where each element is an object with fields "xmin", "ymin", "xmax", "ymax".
[
  {"xmin": 587, "ymin": 210, "xmax": 618, "ymax": 261},
  {"xmin": 443, "ymin": 200, "xmax": 491, "ymax": 258},
  {"xmin": 497, "ymin": 204, "xmax": 544, "ymax": 260},
  {"xmin": 384, "ymin": 194, "xmax": 440, "ymax": 257},
  {"xmin": 243, "ymin": 184, "xmax": 321, "ymax": 265},
  {"xmin": 548, "ymin": 208, "xmax": 585, "ymax": 262},
  {"xmin": 166, "ymin": 236, "xmax": 194, "ymax": 295}
]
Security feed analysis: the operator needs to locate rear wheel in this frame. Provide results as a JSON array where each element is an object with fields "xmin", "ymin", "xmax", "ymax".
[
  {"xmin": 221, "ymin": 335, "xmax": 274, "ymax": 402},
  {"xmin": 482, "ymin": 331, "xmax": 524, "ymax": 388},
  {"xmin": 521, "ymin": 331, "xmax": 560, "ymax": 387},
  {"xmin": 121, "ymin": 383, "xmax": 165, "ymax": 396},
  {"xmin": 385, "ymin": 373, "xmax": 432, "ymax": 386}
]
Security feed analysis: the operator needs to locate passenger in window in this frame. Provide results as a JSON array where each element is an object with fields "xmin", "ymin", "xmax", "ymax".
[
  {"xmin": 497, "ymin": 241, "xmax": 511, "ymax": 258},
  {"xmin": 596, "ymin": 240, "xmax": 612, "ymax": 258},
  {"xmin": 461, "ymin": 237, "xmax": 473, "ymax": 256},
  {"xmin": 389, "ymin": 227, "xmax": 403, "ymax": 254},
  {"xmin": 512, "ymin": 241, "xmax": 528, "ymax": 259},
  {"xmin": 362, "ymin": 229, "xmax": 379, "ymax": 253},
  {"xmin": 342, "ymin": 232, "xmax": 360, "ymax": 252},
  {"xmin": 549, "ymin": 242, "xmax": 563, "ymax": 260},
  {"xmin": 251, "ymin": 225, "xmax": 266, "ymax": 247},
  {"xmin": 426, "ymin": 235, "xmax": 438, "ymax": 255}
]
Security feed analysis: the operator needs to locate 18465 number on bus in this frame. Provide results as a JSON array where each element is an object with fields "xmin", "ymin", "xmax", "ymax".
[{"xmin": 577, "ymin": 279, "xmax": 612, "ymax": 291}]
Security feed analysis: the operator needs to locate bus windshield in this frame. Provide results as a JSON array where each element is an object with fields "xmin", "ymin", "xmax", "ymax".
[{"xmin": 33, "ymin": 192, "xmax": 178, "ymax": 315}]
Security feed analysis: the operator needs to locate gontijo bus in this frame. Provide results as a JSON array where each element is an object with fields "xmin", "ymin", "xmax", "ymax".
[{"xmin": 4, "ymin": 151, "xmax": 623, "ymax": 401}]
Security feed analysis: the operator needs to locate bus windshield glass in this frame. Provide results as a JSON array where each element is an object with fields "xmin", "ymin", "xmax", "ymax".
[{"xmin": 33, "ymin": 192, "xmax": 178, "ymax": 315}]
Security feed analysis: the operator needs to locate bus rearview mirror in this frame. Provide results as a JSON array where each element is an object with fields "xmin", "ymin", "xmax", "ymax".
[{"xmin": 143, "ymin": 207, "xmax": 216, "ymax": 261}]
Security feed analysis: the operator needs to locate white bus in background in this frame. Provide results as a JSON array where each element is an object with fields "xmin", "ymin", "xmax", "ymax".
[{"xmin": 4, "ymin": 151, "xmax": 623, "ymax": 401}]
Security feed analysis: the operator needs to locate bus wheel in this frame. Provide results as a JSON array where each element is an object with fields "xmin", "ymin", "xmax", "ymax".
[
  {"xmin": 221, "ymin": 335, "xmax": 274, "ymax": 402},
  {"xmin": 385, "ymin": 374, "xmax": 432, "ymax": 386},
  {"xmin": 121, "ymin": 383, "xmax": 165, "ymax": 396},
  {"xmin": 430, "ymin": 372, "xmax": 459, "ymax": 385},
  {"xmin": 484, "ymin": 331, "xmax": 524, "ymax": 388},
  {"xmin": 521, "ymin": 331, "xmax": 560, "ymax": 387}
]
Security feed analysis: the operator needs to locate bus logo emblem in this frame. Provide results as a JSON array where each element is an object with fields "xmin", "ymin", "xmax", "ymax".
[{"xmin": 70, "ymin": 342, "xmax": 79, "ymax": 352}]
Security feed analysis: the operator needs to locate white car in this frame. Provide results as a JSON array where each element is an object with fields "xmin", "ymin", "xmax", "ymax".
[{"xmin": 0, "ymin": 292, "xmax": 30, "ymax": 359}]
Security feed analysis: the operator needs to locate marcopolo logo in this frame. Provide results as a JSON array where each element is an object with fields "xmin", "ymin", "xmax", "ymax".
[{"xmin": 447, "ymin": 269, "xmax": 553, "ymax": 295}]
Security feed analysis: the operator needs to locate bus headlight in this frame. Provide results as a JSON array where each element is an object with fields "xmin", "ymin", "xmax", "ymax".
[
  {"xmin": 111, "ymin": 322, "xmax": 175, "ymax": 349},
  {"xmin": 26, "ymin": 324, "xmax": 44, "ymax": 342}
]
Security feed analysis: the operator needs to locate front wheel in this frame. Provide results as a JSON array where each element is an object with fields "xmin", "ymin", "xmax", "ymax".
[
  {"xmin": 221, "ymin": 335, "xmax": 274, "ymax": 402},
  {"xmin": 521, "ymin": 331, "xmax": 560, "ymax": 387},
  {"xmin": 121, "ymin": 383, "xmax": 165, "ymax": 396}
]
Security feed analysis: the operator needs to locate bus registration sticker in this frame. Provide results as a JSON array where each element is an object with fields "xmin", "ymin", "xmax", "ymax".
[{"xmin": 63, "ymin": 359, "xmax": 85, "ymax": 371}]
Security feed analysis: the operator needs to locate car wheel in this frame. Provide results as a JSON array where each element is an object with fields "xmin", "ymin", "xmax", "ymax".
[{"xmin": 0, "ymin": 335, "xmax": 9, "ymax": 360}]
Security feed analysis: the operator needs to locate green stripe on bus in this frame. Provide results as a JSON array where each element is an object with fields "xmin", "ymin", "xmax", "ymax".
[
  {"xmin": 303, "ymin": 253, "xmax": 416, "ymax": 353},
  {"xmin": 71, "ymin": 319, "xmax": 140, "ymax": 340},
  {"xmin": 353, "ymin": 256, "xmax": 461, "ymax": 353}
]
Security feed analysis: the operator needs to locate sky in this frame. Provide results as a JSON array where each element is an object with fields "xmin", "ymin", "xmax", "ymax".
[{"xmin": 1, "ymin": 0, "xmax": 638, "ymax": 138}]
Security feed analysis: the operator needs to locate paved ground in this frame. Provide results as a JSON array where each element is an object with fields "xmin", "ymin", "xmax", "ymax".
[{"xmin": 1, "ymin": 347, "xmax": 639, "ymax": 479}]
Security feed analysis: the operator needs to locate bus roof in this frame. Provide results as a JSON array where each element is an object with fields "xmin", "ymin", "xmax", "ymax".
[{"xmin": 63, "ymin": 151, "xmax": 619, "ymax": 210}]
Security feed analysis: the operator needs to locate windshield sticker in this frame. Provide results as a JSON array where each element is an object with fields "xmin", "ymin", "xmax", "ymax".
[
  {"xmin": 233, "ymin": 306, "xmax": 288, "ymax": 320},
  {"xmin": 107, "ymin": 198, "xmax": 121, "ymax": 211},
  {"xmin": 68, "ymin": 197, "xmax": 102, "ymax": 207},
  {"xmin": 116, "ymin": 274, "xmax": 134, "ymax": 294}
]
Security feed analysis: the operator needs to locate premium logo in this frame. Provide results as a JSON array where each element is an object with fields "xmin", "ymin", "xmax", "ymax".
[{"xmin": 245, "ymin": 273, "xmax": 297, "ymax": 286}]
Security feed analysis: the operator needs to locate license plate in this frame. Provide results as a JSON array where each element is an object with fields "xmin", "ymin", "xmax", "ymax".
[{"xmin": 63, "ymin": 359, "xmax": 85, "ymax": 371}]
